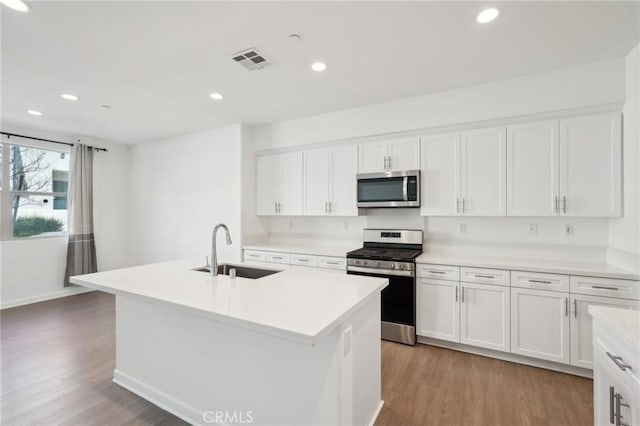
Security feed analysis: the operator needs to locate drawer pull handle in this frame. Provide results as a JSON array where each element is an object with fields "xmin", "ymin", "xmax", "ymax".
[
  {"xmin": 529, "ymin": 279, "xmax": 552, "ymax": 284},
  {"xmin": 606, "ymin": 352, "xmax": 632, "ymax": 372},
  {"xmin": 428, "ymin": 270, "xmax": 446, "ymax": 274},
  {"xmin": 271, "ymin": 256, "xmax": 283, "ymax": 260},
  {"xmin": 298, "ymin": 259, "xmax": 309, "ymax": 262},
  {"xmin": 474, "ymin": 274, "xmax": 495, "ymax": 279},
  {"xmin": 325, "ymin": 261, "xmax": 339, "ymax": 265},
  {"xmin": 592, "ymin": 285, "xmax": 619, "ymax": 291}
]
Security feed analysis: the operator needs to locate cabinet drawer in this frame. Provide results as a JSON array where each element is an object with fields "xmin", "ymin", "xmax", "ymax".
[
  {"xmin": 319, "ymin": 256, "xmax": 346, "ymax": 270},
  {"xmin": 266, "ymin": 252, "xmax": 291, "ymax": 265},
  {"xmin": 460, "ymin": 267, "xmax": 510, "ymax": 287},
  {"xmin": 511, "ymin": 270, "xmax": 570, "ymax": 292},
  {"xmin": 571, "ymin": 276, "xmax": 640, "ymax": 300},
  {"xmin": 417, "ymin": 263, "xmax": 460, "ymax": 281},
  {"xmin": 243, "ymin": 250, "xmax": 265, "ymax": 262},
  {"xmin": 292, "ymin": 254, "xmax": 319, "ymax": 268}
]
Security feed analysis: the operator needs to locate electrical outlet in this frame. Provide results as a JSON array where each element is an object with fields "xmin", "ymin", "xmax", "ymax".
[
  {"xmin": 528, "ymin": 223, "xmax": 538, "ymax": 234},
  {"xmin": 459, "ymin": 223, "xmax": 467, "ymax": 233},
  {"xmin": 564, "ymin": 224, "xmax": 574, "ymax": 235}
]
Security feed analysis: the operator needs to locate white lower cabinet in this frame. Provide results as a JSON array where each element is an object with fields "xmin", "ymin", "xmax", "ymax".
[
  {"xmin": 417, "ymin": 278, "xmax": 459, "ymax": 342},
  {"xmin": 594, "ymin": 350, "xmax": 638, "ymax": 426},
  {"xmin": 459, "ymin": 282, "xmax": 510, "ymax": 352},
  {"xmin": 243, "ymin": 249, "xmax": 345, "ymax": 274},
  {"xmin": 569, "ymin": 294, "xmax": 639, "ymax": 369},
  {"xmin": 510, "ymin": 287, "xmax": 570, "ymax": 364}
]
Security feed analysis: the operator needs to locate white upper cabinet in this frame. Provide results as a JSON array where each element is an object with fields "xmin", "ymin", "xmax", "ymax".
[
  {"xmin": 256, "ymin": 152, "xmax": 303, "ymax": 216},
  {"xmin": 506, "ymin": 120, "xmax": 559, "ymax": 216},
  {"xmin": 358, "ymin": 138, "xmax": 420, "ymax": 173},
  {"xmin": 303, "ymin": 145, "xmax": 358, "ymax": 216},
  {"xmin": 559, "ymin": 112, "xmax": 622, "ymax": 217},
  {"xmin": 302, "ymin": 149, "xmax": 330, "ymax": 216},
  {"xmin": 459, "ymin": 127, "xmax": 507, "ymax": 216},
  {"xmin": 328, "ymin": 145, "xmax": 358, "ymax": 216},
  {"xmin": 420, "ymin": 133, "xmax": 460, "ymax": 216},
  {"xmin": 256, "ymin": 154, "xmax": 280, "ymax": 215}
]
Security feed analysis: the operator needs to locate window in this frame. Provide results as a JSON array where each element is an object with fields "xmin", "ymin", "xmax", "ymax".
[{"xmin": 0, "ymin": 142, "xmax": 70, "ymax": 239}]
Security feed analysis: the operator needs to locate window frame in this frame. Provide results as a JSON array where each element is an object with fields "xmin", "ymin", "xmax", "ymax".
[{"xmin": 0, "ymin": 138, "xmax": 71, "ymax": 241}]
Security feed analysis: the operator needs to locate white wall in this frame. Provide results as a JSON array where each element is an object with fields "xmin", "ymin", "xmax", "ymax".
[
  {"xmin": 608, "ymin": 44, "xmax": 640, "ymax": 272},
  {"xmin": 128, "ymin": 123, "xmax": 246, "ymax": 266},
  {"xmin": 252, "ymin": 57, "xmax": 630, "ymax": 264},
  {"xmin": 0, "ymin": 125, "xmax": 130, "ymax": 308}
]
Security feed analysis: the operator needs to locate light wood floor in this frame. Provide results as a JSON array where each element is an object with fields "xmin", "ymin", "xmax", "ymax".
[{"xmin": 1, "ymin": 291, "xmax": 593, "ymax": 426}]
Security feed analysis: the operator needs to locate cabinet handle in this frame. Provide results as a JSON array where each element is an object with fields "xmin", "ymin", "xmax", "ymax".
[
  {"xmin": 475, "ymin": 274, "xmax": 495, "ymax": 279},
  {"xmin": 388, "ymin": 156, "xmax": 392, "ymax": 169},
  {"xmin": 607, "ymin": 352, "xmax": 632, "ymax": 372},
  {"xmin": 383, "ymin": 156, "xmax": 388, "ymax": 170},
  {"xmin": 554, "ymin": 196, "xmax": 559, "ymax": 214},
  {"xmin": 573, "ymin": 299, "xmax": 577, "ymax": 318},
  {"xmin": 610, "ymin": 386, "xmax": 616, "ymax": 424},
  {"xmin": 455, "ymin": 286, "xmax": 458, "ymax": 302},
  {"xmin": 592, "ymin": 285, "xmax": 619, "ymax": 291},
  {"xmin": 462, "ymin": 198, "xmax": 466, "ymax": 213},
  {"xmin": 275, "ymin": 202, "xmax": 278, "ymax": 213},
  {"xmin": 456, "ymin": 198, "xmax": 460, "ymax": 214},
  {"xmin": 428, "ymin": 270, "xmax": 446, "ymax": 274},
  {"xmin": 461, "ymin": 287, "xmax": 465, "ymax": 303},
  {"xmin": 615, "ymin": 393, "xmax": 630, "ymax": 426},
  {"xmin": 325, "ymin": 261, "xmax": 339, "ymax": 265},
  {"xmin": 562, "ymin": 196, "xmax": 567, "ymax": 214},
  {"xmin": 325, "ymin": 201, "xmax": 328, "ymax": 214},
  {"xmin": 271, "ymin": 256, "xmax": 283, "ymax": 260},
  {"xmin": 298, "ymin": 259, "xmax": 309, "ymax": 262},
  {"xmin": 565, "ymin": 298, "xmax": 569, "ymax": 317},
  {"xmin": 529, "ymin": 279, "xmax": 552, "ymax": 284},
  {"xmin": 328, "ymin": 201, "xmax": 332, "ymax": 213}
]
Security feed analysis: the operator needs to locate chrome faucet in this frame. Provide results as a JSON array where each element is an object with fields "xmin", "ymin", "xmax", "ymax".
[{"xmin": 211, "ymin": 223, "xmax": 232, "ymax": 278}]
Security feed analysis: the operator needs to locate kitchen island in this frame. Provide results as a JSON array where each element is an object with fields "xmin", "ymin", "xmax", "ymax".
[{"xmin": 70, "ymin": 259, "xmax": 388, "ymax": 426}]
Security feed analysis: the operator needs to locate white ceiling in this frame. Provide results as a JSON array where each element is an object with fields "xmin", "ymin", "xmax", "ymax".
[{"xmin": 1, "ymin": 1, "xmax": 638, "ymax": 144}]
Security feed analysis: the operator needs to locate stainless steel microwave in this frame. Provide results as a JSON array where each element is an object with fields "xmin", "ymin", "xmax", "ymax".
[{"xmin": 357, "ymin": 170, "xmax": 420, "ymax": 208}]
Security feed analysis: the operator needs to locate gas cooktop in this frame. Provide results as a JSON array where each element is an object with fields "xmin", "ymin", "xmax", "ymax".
[{"xmin": 346, "ymin": 247, "xmax": 422, "ymax": 261}]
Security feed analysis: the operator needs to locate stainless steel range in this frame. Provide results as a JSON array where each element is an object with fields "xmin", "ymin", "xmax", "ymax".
[{"xmin": 346, "ymin": 229, "xmax": 423, "ymax": 345}]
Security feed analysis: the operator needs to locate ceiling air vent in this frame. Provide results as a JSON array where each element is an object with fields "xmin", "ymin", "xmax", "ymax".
[{"xmin": 232, "ymin": 48, "xmax": 272, "ymax": 71}]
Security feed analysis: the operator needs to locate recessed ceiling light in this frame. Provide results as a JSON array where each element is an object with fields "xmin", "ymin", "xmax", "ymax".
[
  {"xmin": 288, "ymin": 34, "xmax": 302, "ymax": 41},
  {"xmin": 311, "ymin": 62, "xmax": 327, "ymax": 72},
  {"xmin": 477, "ymin": 8, "xmax": 499, "ymax": 23},
  {"xmin": 210, "ymin": 92, "xmax": 224, "ymax": 100},
  {"xmin": 0, "ymin": 0, "xmax": 29, "ymax": 12},
  {"xmin": 60, "ymin": 93, "xmax": 79, "ymax": 101},
  {"xmin": 27, "ymin": 110, "xmax": 42, "ymax": 116}
]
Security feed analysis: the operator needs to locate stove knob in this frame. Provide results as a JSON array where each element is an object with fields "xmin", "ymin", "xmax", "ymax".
[
  {"xmin": 355, "ymin": 260, "xmax": 360, "ymax": 265},
  {"xmin": 376, "ymin": 261, "xmax": 381, "ymax": 267},
  {"xmin": 389, "ymin": 263, "xmax": 395, "ymax": 269},
  {"xmin": 399, "ymin": 264, "xmax": 405, "ymax": 269},
  {"xmin": 363, "ymin": 261, "xmax": 368, "ymax": 266}
]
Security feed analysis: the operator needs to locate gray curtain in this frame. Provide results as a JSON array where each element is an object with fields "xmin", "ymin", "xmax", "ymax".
[{"xmin": 64, "ymin": 144, "xmax": 98, "ymax": 286}]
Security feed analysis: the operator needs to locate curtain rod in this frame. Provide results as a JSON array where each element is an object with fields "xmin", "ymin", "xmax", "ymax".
[{"xmin": 0, "ymin": 132, "xmax": 108, "ymax": 152}]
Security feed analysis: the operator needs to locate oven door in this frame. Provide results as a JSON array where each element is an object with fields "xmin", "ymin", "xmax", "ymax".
[{"xmin": 347, "ymin": 269, "xmax": 416, "ymax": 345}]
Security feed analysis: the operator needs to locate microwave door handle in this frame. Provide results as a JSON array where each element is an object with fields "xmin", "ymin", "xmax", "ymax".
[{"xmin": 403, "ymin": 176, "xmax": 408, "ymax": 201}]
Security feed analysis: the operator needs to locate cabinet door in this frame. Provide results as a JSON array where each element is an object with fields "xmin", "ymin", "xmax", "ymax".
[
  {"xmin": 559, "ymin": 112, "xmax": 622, "ymax": 217},
  {"xmin": 256, "ymin": 154, "xmax": 279, "ymax": 215},
  {"xmin": 460, "ymin": 127, "xmax": 507, "ymax": 216},
  {"xmin": 420, "ymin": 133, "xmax": 460, "ymax": 216},
  {"xmin": 510, "ymin": 287, "xmax": 570, "ymax": 364},
  {"xmin": 303, "ymin": 149, "xmax": 330, "ymax": 216},
  {"xmin": 570, "ymin": 294, "xmax": 639, "ymax": 369},
  {"xmin": 388, "ymin": 137, "xmax": 420, "ymax": 171},
  {"xmin": 416, "ymin": 278, "xmax": 460, "ymax": 342},
  {"xmin": 506, "ymin": 120, "xmax": 559, "ymax": 216},
  {"xmin": 358, "ymin": 141, "xmax": 387, "ymax": 173},
  {"xmin": 329, "ymin": 145, "xmax": 358, "ymax": 216},
  {"xmin": 460, "ymin": 282, "xmax": 510, "ymax": 352},
  {"xmin": 278, "ymin": 152, "xmax": 303, "ymax": 216}
]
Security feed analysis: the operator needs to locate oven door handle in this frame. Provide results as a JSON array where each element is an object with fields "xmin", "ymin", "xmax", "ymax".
[
  {"xmin": 403, "ymin": 176, "xmax": 409, "ymax": 201},
  {"xmin": 347, "ymin": 265, "xmax": 415, "ymax": 277}
]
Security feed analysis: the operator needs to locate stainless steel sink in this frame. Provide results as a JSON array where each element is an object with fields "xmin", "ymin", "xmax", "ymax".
[{"xmin": 192, "ymin": 264, "xmax": 280, "ymax": 279}]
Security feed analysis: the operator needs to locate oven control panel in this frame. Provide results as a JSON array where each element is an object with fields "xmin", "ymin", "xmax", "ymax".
[{"xmin": 347, "ymin": 258, "xmax": 415, "ymax": 272}]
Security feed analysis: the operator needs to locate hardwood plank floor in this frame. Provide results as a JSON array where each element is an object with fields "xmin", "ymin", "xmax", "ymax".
[{"xmin": 1, "ymin": 291, "xmax": 593, "ymax": 425}]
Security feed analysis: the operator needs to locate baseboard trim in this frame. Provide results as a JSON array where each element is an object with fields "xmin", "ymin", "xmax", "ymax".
[
  {"xmin": 113, "ymin": 369, "xmax": 204, "ymax": 426},
  {"xmin": 367, "ymin": 400, "xmax": 384, "ymax": 426},
  {"xmin": 1, "ymin": 286, "xmax": 94, "ymax": 309},
  {"xmin": 417, "ymin": 336, "xmax": 593, "ymax": 379}
]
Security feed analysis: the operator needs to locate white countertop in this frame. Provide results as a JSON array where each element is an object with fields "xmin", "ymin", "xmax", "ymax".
[
  {"xmin": 70, "ymin": 259, "xmax": 387, "ymax": 346},
  {"xmin": 243, "ymin": 242, "xmax": 359, "ymax": 258},
  {"xmin": 416, "ymin": 253, "xmax": 639, "ymax": 280},
  {"xmin": 589, "ymin": 306, "xmax": 640, "ymax": 350}
]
